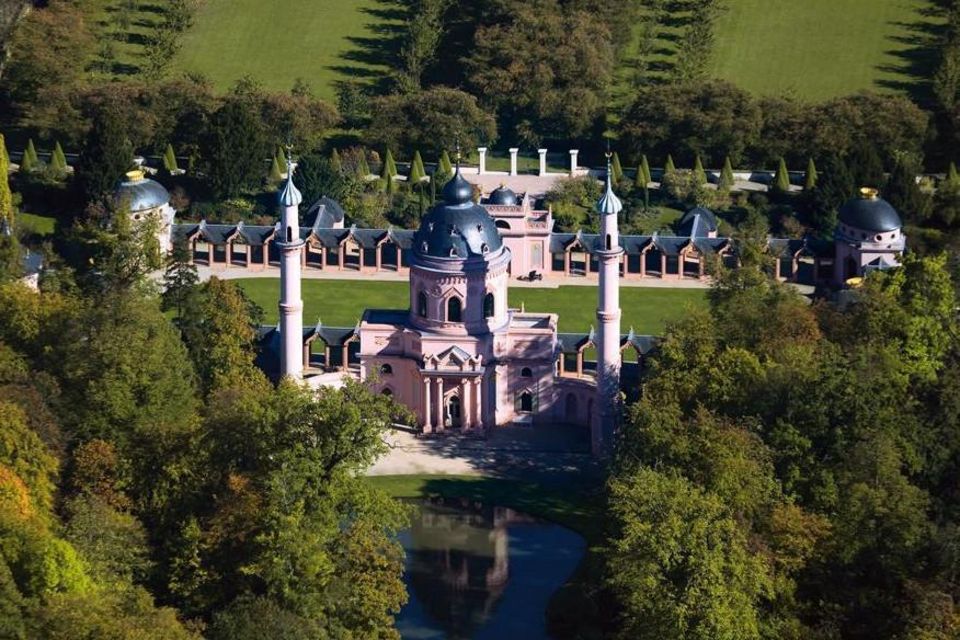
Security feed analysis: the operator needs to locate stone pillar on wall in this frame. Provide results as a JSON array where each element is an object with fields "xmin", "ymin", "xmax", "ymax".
[
  {"xmin": 434, "ymin": 378, "xmax": 444, "ymax": 432},
  {"xmin": 474, "ymin": 377, "xmax": 483, "ymax": 429},
  {"xmin": 478, "ymin": 147, "xmax": 487, "ymax": 175},
  {"xmin": 538, "ymin": 149, "xmax": 548, "ymax": 176},
  {"xmin": 509, "ymin": 148, "xmax": 519, "ymax": 176},
  {"xmin": 569, "ymin": 149, "xmax": 578, "ymax": 176},
  {"xmin": 423, "ymin": 377, "xmax": 432, "ymax": 432}
]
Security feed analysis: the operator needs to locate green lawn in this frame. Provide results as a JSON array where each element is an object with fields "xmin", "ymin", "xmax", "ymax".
[
  {"xmin": 17, "ymin": 213, "xmax": 56, "ymax": 237},
  {"xmin": 172, "ymin": 0, "xmax": 401, "ymax": 99},
  {"xmin": 709, "ymin": 0, "xmax": 937, "ymax": 100},
  {"xmin": 233, "ymin": 278, "xmax": 706, "ymax": 334}
]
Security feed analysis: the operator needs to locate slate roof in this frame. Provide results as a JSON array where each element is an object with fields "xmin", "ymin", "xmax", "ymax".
[
  {"xmin": 304, "ymin": 196, "xmax": 345, "ymax": 229},
  {"xmin": 677, "ymin": 206, "xmax": 718, "ymax": 238},
  {"xmin": 839, "ymin": 190, "xmax": 902, "ymax": 232}
]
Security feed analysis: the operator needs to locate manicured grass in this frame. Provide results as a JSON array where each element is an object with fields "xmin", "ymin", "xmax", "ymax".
[
  {"xmin": 17, "ymin": 213, "xmax": 56, "ymax": 237},
  {"xmin": 709, "ymin": 0, "xmax": 937, "ymax": 100},
  {"xmin": 172, "ymin": 0, "xmax": 401, "ymax": 99},
  {"xmin": 232, "ymin": 278, "xmax": 707, "ymax": 334}
]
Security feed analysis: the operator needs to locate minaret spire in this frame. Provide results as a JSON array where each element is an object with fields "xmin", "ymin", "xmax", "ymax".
[
  {"xmin": 594, "ymin": 150, "xmax": 623, "ymax": 455},
  {"xmin": 277, "ymin": 151, "xmax": 304, "ymax": 380}
]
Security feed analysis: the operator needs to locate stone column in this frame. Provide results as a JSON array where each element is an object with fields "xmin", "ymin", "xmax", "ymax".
[
  {"xmin": 559, "ymin": 353, "xmax": 566, "ymax": 376},
  {"xmin": 478, "ymin": 147, "xmax": 487, "ymax": 175},
  {"xmin": 474, "ymin": 377, "xmax": 483, "ymax": 429},
  {"xmin": 262, "ymin": 243, "xmax": 269, "ymax": 268},
  {"xmin": 569, "ymin": 149, "xmax": 578, "ymax": 176},
  {"xmin": 207, "ymin": 243, "xmax": 214, "ymax": 266},
  {"xmin": 423, "ymin": 377, "xmax": 432, "ymax": 432},
  {"xmin": 225, "ymin": 242, "xmax": 232, "ymax": 268},
  {"xmin": 375, "ymin": 245, "xmax": 382, "ymax": 271},
  {"xmin": 699, "ymin": 256, "xmax": 706, "ymax": 278},
  {"xmin": 303, "ymin": 344, "xmax": 311, "ymax": 368},
  {"xmin": 640, "ymin": 251, "xmax": 646, "ymax": 277},
  {"xmin": 189, "ymin": 240, "xmax": 196, "ymax": 265},
  {"xmin": 320, "ymin": 246, "xmax": 326, "ymax": 270},
  {"xmin": 564, "ymin": 250, "xmax": 571, "ymax": 276},
  {"xmin": 461, "ymin": 379, "xmax": 471, "ymax": 429},
  {"xmin": 300, "ymin": 245, "xmax": 307, "ymax": 267},
  {"xmin": 576, "ymin": 352, "xmax": 584, "ymax": 377},
  {"xmin": 509, "ymin": 148, "xmax": 519, "ymax": 176},
  {"xmin": 538, "ymin": 148, "xmax": 548, "ymax": 176},
  {"xmin": 339, "ymin": 244, "xmax": 345, "ymax": 271},
  {"xmin": 774, "ymin": 258, "xmax": 781, "ymax": 280},
  {"xmin": 434, "ymin": 378, "xmax": 444, "ymax": 432},
  {"xmin": 660, "ymin": 253, "xmax": 667, "ymax": 278}
]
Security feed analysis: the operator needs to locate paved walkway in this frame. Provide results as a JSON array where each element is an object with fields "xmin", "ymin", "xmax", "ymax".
[{"xmin": 368, "ymin": 423, "xmax": 601, "ymax": 479}]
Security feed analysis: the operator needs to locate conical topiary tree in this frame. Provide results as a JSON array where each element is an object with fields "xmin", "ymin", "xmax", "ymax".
[
  {"xmin": 440, "ymin": 150, "xmax": 453, "ymax": 174},
  {"xmin": 409, "ymin": 150, "xmax": 425, "ymax": 185},
  {"xmin": 773, "ymin": 157, "xmax": 790, "ymax": 193},
  {"xmin": 21, "ymin": 139, "xmax": 39, "ymax": 172},
  {"xmin": 357, "ymin": 152, "xmax": 371, "ymax": 179},
  {"xmin": 718, "ymin": 156, "xmax": 735, "ymax": 191},
  {"xmin": 276, "ymin": 146, "xmax": 288, "ymax": 171},
  {"xmin": 163, "ymin": 143, "xmax": 179, "ymax": 173},
  {"xmin": 383, "ymin": 148, "xmax": 397, "ymax": 178},
  {"xmin": 51, "ymin": 141, "xmax": 68, "ymax": 174},
  {"xmin": 268, "ymin": 156, "xmax": 283, "ymax": 183},
  {"xmin": 693, "ymin": 154, "xmax": 707, "ymax": 184},
  {"xmin": 641, "ymin": 155, "xmax": 652, "ymax": 185},
  {"xmin": 612, "ymin": 151, "xmax": 624, "ymax": 183},
  {"xmin": 664, "ymin": 154, "xmax": 676, "ymax": 175},
  {"xmin": 330, "ymin": 147, "xmax": 342, "ymax": 173},
  {"xmin": 804, "ymin": 157, "xmax": 818, "ymax": 191},
  {"xmin": 0, "ymin": 134, "xmax": 12, "ymax": 226},
  {"xmin": 949, "ymin": 161, "xmax": 960, "ymax": 184}
]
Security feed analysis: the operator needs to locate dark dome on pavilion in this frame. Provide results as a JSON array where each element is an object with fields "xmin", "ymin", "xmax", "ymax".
[
  {"xmin": 839, "ymin": 188, "xmax": 902, "ymax": 232},
  {"xmin": 114, "ymin": 170, "xmax": 170, "ymax": 212},
  {"xmin": 414, "ymin": 169, "xmax": 503, "ymax": 259},
  {"xmin": 487, "ymin": 185, "xmax": 518, "ymax": 205}
]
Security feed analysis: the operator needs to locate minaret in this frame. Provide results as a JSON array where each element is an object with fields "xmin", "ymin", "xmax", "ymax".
[
  {"xmin": 277, "ymin": 157, "xmax": 304, "ymax": 380},
  {"xmin": 594, "ymin": 153, "xmax": 623, "ymax": 455}
]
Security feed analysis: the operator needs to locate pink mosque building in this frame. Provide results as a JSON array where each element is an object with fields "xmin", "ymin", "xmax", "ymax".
[{"xmin": 267, "ymin": 160, "xmax": 625, "ymax": 453}]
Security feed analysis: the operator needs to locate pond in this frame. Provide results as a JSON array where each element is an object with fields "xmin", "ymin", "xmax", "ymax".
[{"xmin": 396, "ymin": 497, "xmax": 585, "ymax": 640}]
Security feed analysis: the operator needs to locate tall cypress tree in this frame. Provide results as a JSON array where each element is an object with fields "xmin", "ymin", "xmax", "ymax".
[
  {"xmin": 440, "ymin": 150, "xmax": 452, "ymax": 174},
  {"xmin": 77, "ymin": 105, "xmax": 133, "ymax": 203},
  {"xmin": 947, "ymin": 161, "xmax": 959, "ymax": 187},
  {"xmin": 383, "ymin": 149, "xmax": 398, "ymax": 178},
  {"xmin": 664, "ymin": 154, "xmax": 676, "ymax": 175},
  {"xmin": 612, "ymin": 152, "xmax": 624, "ymax": 183},
  {"xmin": 636, "ymin": 155, "xmax": 651, "ymax": 189},
  {"xmin": 693, "ymin": 154, "xmax": 707, "ymax": 184},
  {"xmin": 718, "ymin": 156, "xmax": 735, "ymax": 192},
  {"xmin": 276, "ymin": 146, "xmax": 288, "ymax": 171},
  {"xmin": 358, "ymin": 151, "xmax": 371, "ymax": 179},
  {"xmin": 20, "ymin": 139, "xmax": 38, "ymax": 172},
  {"xmin": 163, "ymin": 143, "xmax": 179, "ymax": 173},
  {"xmin": 0, "ymin": 134, "xmax": 13, "ymax": 226},
  {"xmin": 51, "ymin": 141, "xmax": 68, "ymax": 173},
  {"xmin": 772, "ymin": 157, "xmax": 791, "ymax": 193},
  {"xmin": 268, "ymin": 157, "xmax": 283, "ymax": 183},
  {"xmin": 330, "ymin": 148, "xmax": 342, "ymax": 173},
  {"xmin": 203, "ymin": 98, "xmax": 268, "ymax": 199},
  {"xmin": 409, "ymin": 150, "xmax": 425, "ymax": 185},
  {"xmin": 804, "ymin": 157, "xmax": 818, "ymax": 191}
]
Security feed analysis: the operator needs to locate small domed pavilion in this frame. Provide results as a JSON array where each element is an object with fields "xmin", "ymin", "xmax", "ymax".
[{"xmin": 834, "ymin": 187, "xmax": 905, "ymax": 284}]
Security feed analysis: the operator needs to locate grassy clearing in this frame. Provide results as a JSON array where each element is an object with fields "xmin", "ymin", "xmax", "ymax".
[
  {"xmin": 17, "ymin": 213, "xmax": 56, "ymax": 237},
  {"xmin": 710, "ymin": 0, "xmax": 936, "ymax": 100},
  {"xmin": 232, "ymin": 278, "xmax": 707, "ymax": 333},
  {"xmin": 615, "ymin": 0, "xmax": 937, "ymax": 103},
  {"xmin": 172, "ymin": 0, "xmax": 401, "ymax": 100}
]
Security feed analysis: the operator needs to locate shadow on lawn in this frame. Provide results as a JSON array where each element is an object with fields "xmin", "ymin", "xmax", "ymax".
[
  {"xmin": 328, "ymin": 0, "xmax": 406, "ymax": 95},
  {"xmin": 875, "ymin": 0, "xmax": 948, "ymax": 107}
]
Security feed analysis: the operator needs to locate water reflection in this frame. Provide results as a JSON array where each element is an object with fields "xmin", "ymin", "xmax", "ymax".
[{"xmin": 397, "ymin": 497, "xmax": 584, "ymax": 640}]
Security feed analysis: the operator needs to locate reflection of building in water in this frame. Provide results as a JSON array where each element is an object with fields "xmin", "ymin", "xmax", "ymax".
[{"xmin": 406, "ymin": 497, "xmax": 536, "ymax": 639}]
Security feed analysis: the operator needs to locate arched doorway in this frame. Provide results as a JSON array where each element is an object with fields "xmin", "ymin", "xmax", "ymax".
[
  {"xmin": 447, "ymin": 394, "xmax": 462, "ymax": 428},
  {"xmin": 845, "ymin": 256, "xmax": 859, "ymax": 281}
]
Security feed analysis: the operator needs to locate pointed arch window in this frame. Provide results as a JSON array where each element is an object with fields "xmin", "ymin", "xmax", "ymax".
[
  {"xmin": 447, "ymin": 296, "xmax": 462, "ymax": 322},
  {"xmin": 483, "ymin": 292, "xmax": 495, "ymax": 318},
  {"xmin": 417, "ymin": 291, "xmax": 427, "ymax": 317}
]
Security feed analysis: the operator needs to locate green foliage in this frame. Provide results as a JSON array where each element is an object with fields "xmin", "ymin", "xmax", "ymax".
[
  {"xmin": 885, "ymin": 156, "xmax": 931, "ymax": 224},
  {"xmin": 50, "ymin": 141, "xmax": 67, "ymax": 175},
  {"xmin": 439, "ymin": 150, "xmax": 452, "ymax": 175},
  {"xmin": 611, "ymin": 151, "xmax": 623, "ymax": 183},
  {"xmin": 203, "ymin": 98, "xmax": 270, "ymax": 199},
  {"xmin": 948, "ymin": 161, "xmax": 960, "ymax": 186},
  {"xmin": 161, "ymin": 241, "xmax": 200, "ymax": 320},
  {"xmin": 409, "ymin": 150, "xmax": 425, "ymax": 184},
  {"xmin": 76, "ymin": 105, "xmax": 133, "ymax": 204},
  {"xmin": 367, "ymin": 87, "xmax": 496, "ymax": 157},
  {"xmin": 294, "ymin": 152, "xmax": 360, "ymax": 206},
  {"xmin": 772, "ymin": 157, "xmax": 790, "ymax": 193},
  {"xmin": 381, "ymin": 148, "xmax": 397, "ymax": 189},
  {"xmin": 718, "ymin": 156, "xmax": 735, "ymax": 191},
  {"xmin": 178, "ymin": 277, "xmax": 266, "ymax": 394},
  {"xmin": 163, "ymin": 143, "xmax": 179, "ymax": 173},
  {"xmin": 268, "ymin": 156, "xmax": 283, "ymax": 183},
  {"xmin": 607, "ymin": 468, "xmax": 772, "ymax": 640},
  {"xmin": 803, "ymin": 157, "xmax": 818, "ymax": 190},
  {"xmin": 0, "ymin": 402, "xmax": 58, "ymax": 516},
  {"xmin": 664, "ymin": 153, "xmax": 676, "ymax": 175},
  {"xmin": 19, "ymin": 140, "xmax": 38, "ymax": 173},
  {"xmin": 276, "ymin": 145, "xmax": 287, "ymax": 170},
  {"xmin": 636, "ymin": 155, "xmax": 651, "ymax": 189},
  {"xmin": 329, "ymin": 147, "xmax": 342, "ymax": 173},
  {"xmin": 0, "ymin": 135, "xmax": 12, "ymax": 226},
  {"xmin": 692, "ymin": 154, "xmax": 707, "ymax": 184}
]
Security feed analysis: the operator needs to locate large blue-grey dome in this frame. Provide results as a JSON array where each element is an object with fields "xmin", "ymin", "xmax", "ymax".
[
  {"xmin": 114, "ymin": 170, "xmax": 170, "ymax": 212},
  {"xmin": 414, "ymin": 169, "xmax": 502, "ymax": 259},
  {"xmin": 486, "ymin": 185, "xmax": 517, "ymax": 205},
  {"xmin": 839, "ymin": 188, "xmax": 902, "ymax": 232}
]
